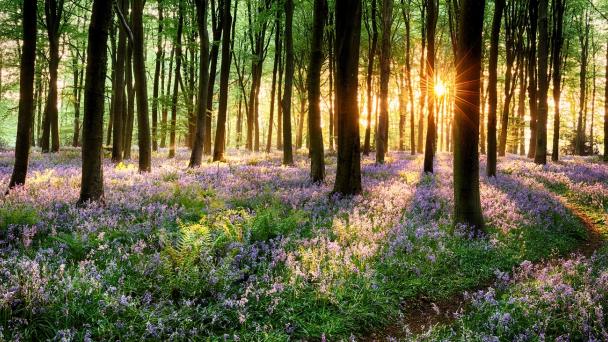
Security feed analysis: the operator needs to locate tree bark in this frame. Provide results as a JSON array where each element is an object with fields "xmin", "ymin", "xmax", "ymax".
[
  {"xmin": 189, "ymin": 0, "xmax": 210, "ymax": 167},
  {"xmin": 151, "ymin": 0, "xmax": 164, "ymax": 152},
  {"xmin": 8, "ymin": 0, "xmax": 37, "ymax": 190},
  {"xmin": 333, "ymin": 0, "xmax": 362, "ymax": 195},
  {"xmin": 534, "ymin": 0, "xmax": 549, "ymax": 165},
  {"xmin": 376, "ymin": 0, "xmax": 391, "ymax": 164},
  {"xmin": 111, "ymin": 0, "xmax": 128, "ymax": 163},
  {"xmin": 266, "ymin": 14, "xmax": 282, "ymax": 153},
  {"xmin": 281, "ymin": 0, "xmax": 295, "ymax": 165},
  {"xmin": 363, "ymin": 0, "xmax": 378, "ymax": 156},
  {"xmin": 212, "ymin": 0, "xmax": 233, "ymax": 161},
  {"xmin": 453, "ymin": 0, "xmax": 485, "ymax": 234},
  {"xmin": 131, "ymin": 0, "xmax": 152, "ymax": 171},
  {"xmin": 486, "ymin": 0, "xmax": 504, "ymax": 177},
  {"xmin": 42, "ymin": 0, "xmax": 64, "ymax": 153},
  {"xmin": 527, "ymin": 0, "xmax": 538, "ymax": 158},
  {"xmin": 423, "ymin": 0, "xmax": 437, "ymax": 173},
  {"xmin": 551, "ymin": 0, "xmax": 564, "ymax": 161},
  {"xmin": 79, "ymin": 0, "xmax": 112, "ymax": 203},
  {"xmin": 169, "ymin": 1, "xmax": 184, "ymax": 159},
  {"xmin": 604, "ymin": 40, "xmax": 608, "ymax": 162}
]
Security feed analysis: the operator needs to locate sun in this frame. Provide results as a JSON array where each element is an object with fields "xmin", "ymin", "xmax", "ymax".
[{"xmin": 434, "ymin": 81, "xmax": 447, "ymax": 97}]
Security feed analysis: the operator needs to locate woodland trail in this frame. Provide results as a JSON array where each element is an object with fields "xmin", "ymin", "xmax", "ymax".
[{"xmin": 363, "ymin": 190, "xmax": 607, "ymax": 341}]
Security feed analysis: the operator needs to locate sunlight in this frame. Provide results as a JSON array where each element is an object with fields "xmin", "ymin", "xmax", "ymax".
[{"xmin": 434, "ymin": 80, "xmax": 446, "ymax": 97}]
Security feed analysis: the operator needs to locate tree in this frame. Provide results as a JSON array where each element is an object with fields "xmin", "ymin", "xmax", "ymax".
[
  {"xmin": 423, "ymin": 0, "xmax": 437, "ymax": 173},
  {"xmin": 363, "ymin": 0, "xmax": 378, "ymax": 156},
  {"xmin": 551, "ymin": 0, "xmax": 565, "ymax": 161},
  {"xmin": 604, "ymin": 39, "xmax": 607, "ymax": 162},
  {"xmin": 486, "ymin": 0, "xmax": 504, "ymax": 177},
  {"xmin": 8, "ymin": 0, "xmax": 37, "ymax": 190},
  {"xmin": 453, "ymin": 0, "xmax": 485, "ymax": 234},
  {"xmin": 79, "ymin": 0, "xmax": 112, "ymax": 203},
  {"xmin": 190, "ymin": 0, "xmax": 210, "ymax": 167},
  {"xmin": 534, "ymin": 0, "xmax": 549, "ymax": 165},
  {"xmin": 41, "ymin": 0, "xmax": 65, "ymax": 153},
  {"xmin": 281, "ymin": 0, "xmax": 295, "ymax": 165},
  {"xmin": 333, "ymin": 0, "xmax": 362, "ymax": 195},
  {"xmin": 527, "ymin": 0, "xmax": 538, "ymax": 158},
  {"xmin": 266, "ymin": 11, "xmax": 282, "ymax": 153},
  {"xmin": 169, "ymin": 2, "xmax": 184, "ymax": 159},
  {"xmin": 151, "ymin": 0, "xmax": 165, "ymax": 152},
  {"xmin": 111, "ymin": 0, "xmax": 128, "ymax": 164},
  {"xmin": 132, "ymin": 0, "xmax": 152, "ymax": 172},
  {"xmin": 307, "ymin": 0, "xmax": 327, "ymax": 182},
  {"xmin": 376, "ymin": 0, "xmax": 392, "ymax": 164},
  {"xmin": 212, "ymin": 0, "xmax": 233, "ymax": 161}
]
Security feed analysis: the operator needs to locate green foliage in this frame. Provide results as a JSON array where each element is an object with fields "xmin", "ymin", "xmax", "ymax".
[{"xmin": 0, "ymin": 205, "xmax": 39, "ymax": 237}]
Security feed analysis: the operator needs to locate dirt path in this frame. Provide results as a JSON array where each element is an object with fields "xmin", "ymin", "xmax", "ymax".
[{"xmin": 362, "ymin": 195, "xmax": 606, "ymax": 341}]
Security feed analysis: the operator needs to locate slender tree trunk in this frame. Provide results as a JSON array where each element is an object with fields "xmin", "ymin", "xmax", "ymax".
[
  {"xmin": 534, "ymin": 0, "xmax": 549, "ymax": 165},
  {"xmin": 71, "ymin": 50, "xmax": 81, "ymax": 147},
  {"xmin": 576, "ymin": 14, "xmax": 589, "ymax": 156},
  {"xmin": 111, "ymin": 0, "xmax": 128, "ymax": 163},
  {"xmin": 277, "ymin": 32, "xmax": 284, "ymax": 150},
  {"xmin": 328, "ymin": 11, "xmax": 335, "ymax": 152},
  {"xmin": 376, "ymin": 0, "xmax": 391, "ymax": 164},
  {"xmin": 267, "ymin": 16, "xmax": 282, "ymax": 153},
  {"xmin": 604, "ymin": 40, "xmax": 608, "ymax": 162},
  {"xmin": 486, "ymin": 0, "xmax": 504, "ymax": 177},
  {"xmin": 151, "ymin": 0, "xmax": 164, "ymax": 152},
  {"xmin": 205, "ymin": 0, "xmax": 223, "ymax": 155},
  {"xmin": 169, "ymin": 2, "xmax": 184, "ymax": 159},
  {"xmin": 423, "ymin": 0, "xmax": 437, "ymax": 173},
  {"xmin": 161, "ymin": 45, "xmax": 174, "ymax": 148},
  {"xmin": 363, "ymin": 0, "xmax": 378, "ymax": 156},
  {"xmin": 8, "ymin": 0, "xmax": 37, "ymax": 190},
  {"xmin": 79, "ymin": 0, "xmax": 112, "ymax": 203},
  {"xmin": 189, "ymin": 0, "xmax": 210, "ymax": 167},
  {"xmin": 527, "ymin": 0, "xmax": 538, "ymax": 158},
  {"xmin": 453, "ymin": 0, "xmax": 485, "ymax": 234},
  {"xmin": 333, "ymin": 0, "xmax": 362, "ymax": 195},
  {"xmin": 281, "ymin": 0, "xmax": 295, "ymax": 165},
  {"xmin": 212, "ymin": 0, "xmax": 233, "ymax": 161},
  {"xmin": 417, "ymin": 4, "xmax": 426, "ymax": 154},
  {"xmin": 307, "ymin": 0, "xmax": 326, "ymax": 182},
  {"xmin": 131, "ymin": 0, "xmax": 152, "ymax": 171},
  {"xmin": 551, "ymin": 0, "xmax": 564, "ymax": 161},
  {"xmin": 124, "ymin": 45, "xmax": 135, "ymax": 159}
]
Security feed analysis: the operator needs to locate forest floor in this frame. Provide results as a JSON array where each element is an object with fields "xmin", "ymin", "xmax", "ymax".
[{"xmin": 0, "ymin": 148, "xmax": 607, "ymax": 341}]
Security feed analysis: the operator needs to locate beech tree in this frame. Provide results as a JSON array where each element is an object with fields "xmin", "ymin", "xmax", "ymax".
[
  {"xmin": 333, "ymin": 0, "xmax": 362, "ymax": 195},
  {"xmin": 79, "ymin": 0, "xmax": 112, "ymax": 203},
  {"xmin": 8, "ymin": 0, "xmax": 37, "ymax": 190}
]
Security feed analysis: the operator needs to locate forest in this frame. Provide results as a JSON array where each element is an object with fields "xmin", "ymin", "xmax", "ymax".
[{"xmin": 0, "ymin": 0, "xmax": 607, "ymax": 340}]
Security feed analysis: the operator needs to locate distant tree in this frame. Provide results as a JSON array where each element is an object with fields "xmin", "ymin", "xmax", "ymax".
[
  {"xmin": 151, "ymin": 0, "xmax": 165, "ymax": 152},
  {"xmin": 79, "ymin": 0, "xmax": 112, "ymax": 203},
  {"xmin": 453, "ymin": 0, "xmax": 485, "ymax": 234},
  {"xmin": 308, "ymin": 0, "xmax": 327, "ymax": 182},
  {"xmin": 575, "ymin": 11, "xmax": 590, "ymax": 156},
  {"xmin": 333, "ymin": 0, "xmax": 362, "ymax": 195},
  {"xmin": 169, "ymin": 0, "xmax": 184, "ymax": 159},
  {"xmin": 111, "ymin": 0, "xmax": 128, "ymax": 164},
  {"xmin": 527, "ymin": 0, "xmax": 538, "ymax": 158},
  {"xmin": 8, "ymin": 0, "xmax": 37, "ymax": 190},
  {"xmin": 604, "ymin": 40, "xmax": 607, "ymax": 162},
  {"xmin": 534, "ymin": 0, "xmax": 549, "ymax": 165}
]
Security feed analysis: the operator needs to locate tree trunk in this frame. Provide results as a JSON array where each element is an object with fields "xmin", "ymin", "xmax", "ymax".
[
  {"xmin": 267, "ymin": 15, "xmax": 282, "ymax": 153},
  {"xmin": 79, "ymin": 0, "xmax": 112, "ymax": 203},
  {"xmin": 42, "ymin": 0, "xmax": 64, "ymax": 153},
  {"xmin": 8, "ymin": 0, "xmax": 37, "ymax": 190},
  {"xmin": 527, "ymin": 0, "xmax": 538, "ymax": 158},
  {"xmin": 212, "ymin": 0, "xmax": 233, "ymax": 161},
  {"xmin": 486, "ymin": 0, "xmax": 504, "ymax": 177},
  {"xmin": 124, "ymin": 45, "xmax": 135, "ymax": 160},
  {"xmin": 151, "ymin": 0, "xmax": 164, "ymax": 152},
  {"xmin": 169, "ymin": 1, "xmax": 184, "ymax": 159},
  {"xmin": 308, "ymin": 0, "xmax": 326, "ymax": 182},
  {"xmin": 376, "ymin": 0, "xmax": 391, "ymax": 164},
  {"xmin": 604, "ymin": 40, "xmax": 607, "ymax": 162},
  {"xmin": 205, "ymin": 0, "xmax": 223, "ymax": 155},
  {"xmin": 363, "ymin": 0, "xmax": 378, "ymax": 156},
  {"xmin": 281, "ymin": 0, "xmax": 295, "ymax": 165},
  {"xmin": 417, "ymin": 3, "xmax": 426, "ymax": 154},
  {"xmin": 551, "ymin": 0, "xmax": 564, "ymax": 161},
  {"xmin": 423, "ymin": 0, "xmax": 437, "ymax": 173},
  {"xmin": 161, "ymin": 45, "xmax": 174, "ymax": 148},
  {"xmin": 132, "ymin": 0, "xmax": 152, "ymax": 171},
  {"xmin": 189, "ymin": 0, "xmax": 210, "ymax": 167},
  {"xmin": 534, "ymin": 0, "xmax": 549, "ymax": 165},
  {"xmin": 453, "ymin": 0, "xmax": 485, "ymax": 234},
  {"xmin": 333, "ymin": 0, "xmax": 362, "ymax": 195},
  {"xmin": 111, "ymin": 0, "xmax": 128, "ymax": 163}
]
